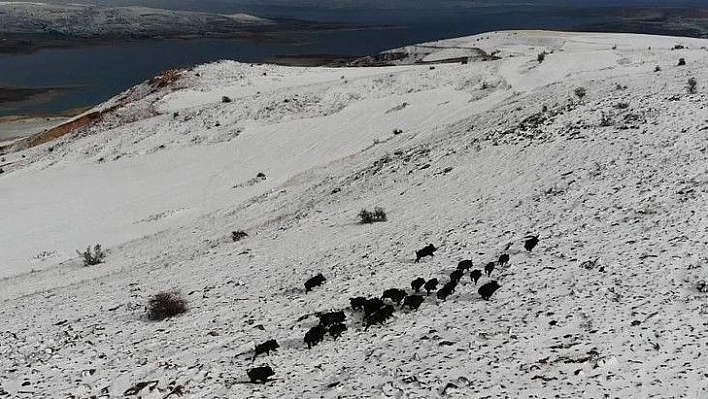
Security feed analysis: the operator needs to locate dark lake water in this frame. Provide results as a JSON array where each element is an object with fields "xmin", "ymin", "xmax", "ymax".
[{"xmin": 0, "ymin": 0, "xmax": 701, "ymax": 117}]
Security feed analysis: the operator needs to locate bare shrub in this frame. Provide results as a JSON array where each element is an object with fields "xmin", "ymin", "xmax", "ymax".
[
  {"xmin": 574, "ymin": 87, "xmax": 587, "ymax": 100},
  {"xmin": 77, "ymin": 244, "xmax": 105, "ymax": 266},
  {"xmin": 537, "ymin": 51, "xmax": 546, "ymax": 63},
  {"xmin": 147, "ymin": 291, "xmax": 188, "ymax": 321},
  {"xmin": 358, "ymin": 207, "xmax": 387, "ymax": 224},
  {"xmin": 687, "ymin": 77, "xmax": 697, "ymax": 94},
  {"xmin": 232, "ymin": 230, "xmax": 248, "ymax": 242},
  {"xmin": 600, "ymin": 112, "xmax": 613, "ymax": 127}
]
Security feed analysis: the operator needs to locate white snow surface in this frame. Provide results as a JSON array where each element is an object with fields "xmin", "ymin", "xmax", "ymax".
[
  {"xmin": 0, "ymin": 2, "xmax": 273, "ymax": 36},
  {"xmin": 1, "ymin": 30, "xmax": 708, "ymax": 398}
]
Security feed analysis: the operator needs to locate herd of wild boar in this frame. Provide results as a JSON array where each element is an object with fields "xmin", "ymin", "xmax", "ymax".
[{"xmin": 246, "ymin": 235, "xmax": 540, "ymax": 383}]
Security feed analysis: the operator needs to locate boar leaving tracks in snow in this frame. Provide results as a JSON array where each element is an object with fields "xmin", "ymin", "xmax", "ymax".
[
  {"xmin": 498, "ymin": 253, "xmax": 510, "ymax": 266},
  {"xmin": 382, "ymin": 288, "xmax": 407, "ymax": 304},
  {"xmin": 319, "ymin": 311, "xmax": 345, "ymax": 326},
  {"xmin": 304, "ymin": 273, "xmax": 326, "ymax": 293},
  {"xmin": 411, "ymin": 277, "xmax": 426, "ymax": 292},
  {"xmin": 424, "ymin": 278, "xmax": 439, "ymax": 295},
  {"xmin": 253, "ymin": 339, "xmax": 279, "ymax": 361},
  {"xmin": 247, "ymin": 366, "xmax": 275, "ymax": 384},
  {"xmin": 415, "ymin": 244, "xmax": 437, "ymax": 262},
  {"xmin": 524, "ymin": 235, "xmax": 539, "ymax": 252},
  {"xmin": 363, "ymin": 298, "xmax": 385, "ymax": 316},
  {"xmin": 478, "ymin": 281, "xmax": 501, "ymax": 300},
  {"xmin": 365, "ymin": 305, "xmax": 395, "ymax": 330},
  {"xmin": 402, "ymin": 295, "xmax": 425, "ymax": 310},
  {"xmin": 304, "ymin": 325, "xmax": 326, "ymax": 348},
  {"xmin": 470, "ymin": 269, "xmax": 482, "ymax": 284},
  {"xmin": 457, "ymin": 259, "xmax": 473, "ymax": 271},
  {"xmin": 484, "ymin": 262, "xmax": 495, "ymax": 277},
  {"xmin": 329, "ymin": 323, "xmax": 347, "ymax": 339},
  {"xmin": 450, "ymin": 269, "xmax": 464, "ymax": 283},
  {"xmin": 350, "ymin": 296, "xmax": 367, "ymax": 310}
]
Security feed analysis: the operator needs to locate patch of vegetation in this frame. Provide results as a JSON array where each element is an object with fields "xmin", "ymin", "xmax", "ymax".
[
  {"xmin": 600, "ymin": 112, "xmax": 613, "ymax": 127},
  {"xmin": 358, "ymin": 207, "xmax": 387, "ymax": 224},
  {"xmin": 687, "ymin": 77, "xmax": 697, "ymax": 94},
  {"xmin": 574, "ymin": 87, "xmax": 587, "ymax": 101},
  {"xmin": 77, "ymin": 244, "xmax": 105, "ymax": 266},
  {"xmin": 232, "ymin": 230, "xmax": 248, "ymax": 242},
  {"xmin": 147, "ymin": 291, "xmax": 188, "ymax": 321}
]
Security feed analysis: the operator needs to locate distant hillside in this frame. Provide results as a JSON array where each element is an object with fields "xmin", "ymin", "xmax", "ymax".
[{"xmin": 0, "ymin": 2, "xmax": 275, "ymax": 38}]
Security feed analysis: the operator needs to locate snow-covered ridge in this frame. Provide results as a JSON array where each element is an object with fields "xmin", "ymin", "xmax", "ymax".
[
  {"xmin": 1, "ymin": 30, "xmax": 707, "ymax": 397},
  {"xmin": 0, "ymin": 2, "xmax": 274, "ymax": 37}
]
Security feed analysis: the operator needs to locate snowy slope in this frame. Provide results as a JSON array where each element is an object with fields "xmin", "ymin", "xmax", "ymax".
[
  {"xmin": 0, "ymin": 2, "xmax": 274, "ymax": 37},
  {"xmin": 1, "ymin": 30, "xmax": 708, "ymax": 398}
]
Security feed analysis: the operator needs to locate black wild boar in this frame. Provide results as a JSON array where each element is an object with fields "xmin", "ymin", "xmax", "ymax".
[
  {"xmin": 424, "ymin": 278, "xmax": 439, "ymax": 295},
  {"xmin": 450, "ymin": 269, "xmax": 464, "ymax": 283},
  {"xmin": 319, "ymin": 311, "xmax": 346, "ymax": 326},
  {"xmin": 457, "ymin": 259, "xmax": 474, "ymax": 271},
  {"xmin": 365, "ymin": 305, "xmax": 395, "ymax": 329},
  {"xmin": 436, "ymin": 285, "xmax": 453, "ymax": 301},
  {"xmin": 415, "ymin": 244, "xmax": 437, "ymax": 262},
  {"xmin": 484, "ymin": 262, "xmax": 495, "ymax": 276},
  {"xmin": 411, "ymin": 277, "xmax": 426, "ymax": 292},
  {"xmin": 329, "ymin": 323, "xmax": 348, "ymax": 339},
  {"xmin": 402, "ymin": 295, "xmax": 425, "ymax": 310},
  {"xmin": 363, "ymin": 298, "xmax": 385, "ymax": 316},
  {"xmin": 350, "ymin": 296, "xmax": 367, "ymax": 310},
  {"xmin": 478, "ymin": 281, "xmax": 501, "ymax": 300},
  {"xmin": 470, "ymin": 269, "xmax": 482, "ymax": 284},
  {"xmin": 305, "ymin": 273, "xmax": 326, "ymax": 293},
  {"xmin": 382, "ymin": 288, "xmax": 407, "ymax": 304},
  {"xmin": 253, "ymin": 339, "xmax": 279, "ymax": 361},
  {"xmin": 304, "ymin": 325, "xmax": 326, "ymax": 348},
  {"xmin": 524, "ymin": 236, "xmax": 539, "ymax": 252},
  {"xmin": 247, "ymin": 366, "xmax": 274, "ymax": 384}
]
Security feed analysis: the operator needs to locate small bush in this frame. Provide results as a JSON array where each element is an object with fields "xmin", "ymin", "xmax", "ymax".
[
  {"xmin": 77, "ymin": 244, "xmax": 105, "ymax": 266},
  {"xmin": 574, "ymin": 87, "xmax": 587, "ymax": 100},
  {"xmin": 537, "ymin": 51, "xmax": 546, "ymax": 63},
  {"xmin": 678, "ymin": 58, "xmax": 686, "ymax": 66},
  {"xmin": 147, "ymin": 291, "xmax": 188, "ymax": 321},
  {"xmin": 600, "ymin": 112, "xmax": 613, "ymax": 127},
  {"xmin": 358, "ymin": 207, "xmax": 387, "ymax": 224},
  {"xmin": 687, "ymin": 77, "xmax": 697, "ymax": 93},
  {"xmin": 697, "ymin": 281, "xmax": 708, "ymax": 293},
  {"xmin": 232, "ymin": 230, "xmax": 248, "ymax": 242}
]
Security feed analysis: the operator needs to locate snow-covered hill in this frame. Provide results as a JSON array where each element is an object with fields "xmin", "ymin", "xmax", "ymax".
[
  {"xmin": 0, "ymin": 2, "xmax": 274, "ymax": 37},
  {"xmin": 1, "ymin": 30, "xmax": 707, "ymax": 398}
]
